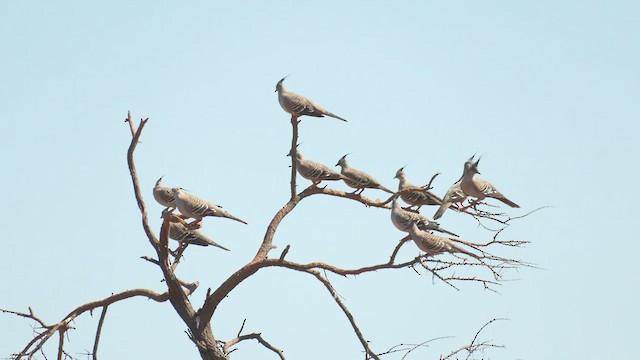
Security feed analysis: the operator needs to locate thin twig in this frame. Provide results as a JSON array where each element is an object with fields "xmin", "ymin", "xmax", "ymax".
[
  {"xmin": 92, "ymin": 306, "xmax": 108, "ymax": 360},
  {"xmin": 224, "ymin": 332, "xmax": 286, "ymax": 360},
  {"xmin": 289, "ymin": 115, "xmax": 299, "ymax": 200}
]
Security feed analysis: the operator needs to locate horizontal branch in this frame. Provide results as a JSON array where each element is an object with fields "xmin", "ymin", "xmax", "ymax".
[{"xmin": 299, "ymin": 185, "xmax": 393, "ymax": 209}]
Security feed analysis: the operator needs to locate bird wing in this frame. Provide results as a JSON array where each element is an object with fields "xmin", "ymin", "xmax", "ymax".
[
  {"xmin": 473, "ymin": 177, "xmax": 504, "ymax": 197},
  {"xmin": 411, "ymin": 228, "xmax": 448, "ymax": 254},
  {"xmin": 402, "ymin": 188, "xmax": 441, "ymax": 206},
  {"xmin": 299, "ymin": 159, "xmax": 343, "ymax": 181},
  {"xmin": 473, "ymin": 177, "xmax": 519, "ymax": 207},
  {"xmin": 282, "ymin": 92, "xmax": 325, "ymax": 118},
  {"xmin": 344, "ymin": 168, "xmax": 379, "ymax": 188},
  {"xmin": 181, "ymin": 193, "xmax": 213, "ymax": 217},
  {"xmin": 190, "ymin": 230, "xmax": 230, "ymax": 250}
]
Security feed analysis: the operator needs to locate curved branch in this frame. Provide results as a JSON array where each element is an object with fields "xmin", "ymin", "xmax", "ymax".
[
  {"xmin": 92, "ymin": 305, "xmax": 108, "ymax": 360},
  {"xmin": 224, "ymin": 331, "xmax": 286, "ymax": 360},
  {"xmin": 125, "ymin": 112, "xmax": 158, "ymax": 249},
  {"xmin": 3, "ymin": 287, "xmax": 193, "ymax": 359}
]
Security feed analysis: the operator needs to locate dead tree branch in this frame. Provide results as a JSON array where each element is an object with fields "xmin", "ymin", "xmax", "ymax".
[
  {"xmin": 92, "ymin": 305, "xmax": 108, "ymax": 360},
  {"xmin": 223, "ymin": 320, "xmax": 286, "ymax": 359},
  {"xmin": 2, "ymin": 287, "xmax": 193, "ymax": 359},
  {"xmin": 289, "ymin": 115, "xmax": 300, "ymax": 200}
]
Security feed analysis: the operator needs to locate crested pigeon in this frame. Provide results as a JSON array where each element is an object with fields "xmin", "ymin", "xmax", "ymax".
[
  {"xmin": 394, "ymin": 167, "xmax": 442, "ymax": 209},
  {"xmin": 153, "ymin": 176, "xmax": 176, "ymax": 209},
  {"xmin": 172, "ymin": 188, "xmax": 248, "ymax": 224},
  {"xmin": 275, "ymin": 76, "xmax": 348, "ymax": 122},
  {"xmin": 406, "ymin": 222, "xmax": 479, "ymax": 259},
  {"xmin": 390, "ymin": 196, "xmax": 458, "ymax": 237},
  {"xmin": 460, "ymin": 155, "xmax": 519, "ymax": 208},
  {"xmin": 336, "ymin": 154, "xmax": 394, "ymax": 194},
  {"xmin": 433, "ymin": 181, "xmax": 467, "ymax": 220},
  {"xmin": 289, "ymin": 149, "xmax": 346, "ymax": 186},
  {"xmin": 169, "ymin": 221, "xmax": 230, "ymax": 251}
]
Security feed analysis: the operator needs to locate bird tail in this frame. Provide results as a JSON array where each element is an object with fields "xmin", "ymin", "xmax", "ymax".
[
  {"xmin": 453, "ymin": 244, "xmax": 480, "ymax": 259},
  {"xmin": 325, "ymin": 111, "xmax": 348, "ymax": 122},
  {"xmin": 433, "ymin": 202, "xmax": 451, "ymax": 220},
  {"xmin": 497, "ymin": 196, "xmax": 520, "ymax": 208},
  {"xmin": 379, "ymin": 185, "xmax": 395, "ymax": 194},
  {"xmin": 436, "ymin": 226, "xmax": 458, "ymax": 238},
  {"xmin": 227, "ymin": 213, "xmax": 248, "ymax": 224},
  {"xmin": 206, "ymin": 240, "xmax": 231, "ymax": 251},
  {"xmin": 189, "ymin": 238, "xmax": 230, "ymax": 251}
]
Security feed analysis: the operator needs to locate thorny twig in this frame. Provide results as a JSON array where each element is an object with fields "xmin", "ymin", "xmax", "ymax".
[{"xmin": 441, "ymin": 318, "xmax": 507, "ymax": 360}]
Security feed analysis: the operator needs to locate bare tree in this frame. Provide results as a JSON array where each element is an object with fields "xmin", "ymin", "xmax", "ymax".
[{"xmin": 1, "ymin": 111, "xmax": 537, "ymax": 360}]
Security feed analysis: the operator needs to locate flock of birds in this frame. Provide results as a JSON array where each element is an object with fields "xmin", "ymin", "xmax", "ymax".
[{"xmin": 150, "ymin": 77, "xmax": 520, "ymax": 258}]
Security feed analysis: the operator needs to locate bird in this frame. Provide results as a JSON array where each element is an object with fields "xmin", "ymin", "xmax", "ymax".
[
  {"xmin": 171, "ymin": 188, "xmax": 248, "ymax": 224},
  {"xmin": 433, "ymin": 180, "xmax": 467, "ymax": 220},
  {"xmin": 169, "ymin": 221, "xmax": 230, "ymax": 251},
  {"xmin": 275, "ymin": 76, "xmax": 348, "ymax": 122},
  {"xmin": 390, "ymin": 196, "xmax": 458, "ymax": 237},
  {"xmin": 335, "ymin": 154, "xmax": 394, "ymax": 194},
  {"xmin": 153, "ymin": 176, "xmax": 176, "ymax": 209},
  {"xmin": 289, "ymin": 149, "xmax": 346, "ymax": 186},
  {"xmin": 394, "ymin": 167, "xmax": 443, "ymax": 210},
  {"xmin": 459, "ymin": 155, "xmax": 520, "ymax": 208},
  {"xmin": 406, "ymin": 222, "xmax": 479, "ymax": 259}
]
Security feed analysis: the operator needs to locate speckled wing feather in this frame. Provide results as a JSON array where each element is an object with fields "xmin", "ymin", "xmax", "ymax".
[
  {"xmin": 341, "ymin": 167, "xmax": 394, "ymax": 193},
  {"xmin": 173, "ymin": 189, "xmax": 248, "ymax": 224},
  {"xmin": 472, "ymin": 177, "xmax": 520, "ymax": 208},
  {"xmin": 400, "ymin": 188, "xmax": 442, "ymax": 207},
  {"xmin": 407, "ymin": 223, "xmax": 478, "ymax": 258},
  {"xmin": 297, "ymin": 158, "xmax": 345, "ymax": 182}
]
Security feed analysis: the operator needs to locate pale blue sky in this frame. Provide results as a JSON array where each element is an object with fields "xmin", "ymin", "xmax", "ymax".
[{"xmin": 1, "ymin": 1, "xmax": 638, "ymax": 359}]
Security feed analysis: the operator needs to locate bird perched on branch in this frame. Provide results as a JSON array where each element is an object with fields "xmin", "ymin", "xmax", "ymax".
[
  {"xmin": 289, "ymin": 149, "xmax": 346, "ymax": 186},
  {"xmin": 460, "ymin": 155, "xmax": 519, "ymax": 209},
  {"xmin": 394, "ymin": 167, "xmax": 442, "ymax": 210},
  {"xmin": 390, "ymin": 196, "xmax": 458, "ymax": 237},
  {"xmin": 275, "ymin": 76, "xmax": 348, "ymax": 122},
  {"xmin": 169, "ymin": 221, "xmax": 230, "ymax": 251},
  {"xmin": 172, "ymin": 188, "xmax": 248, "ymax": 225},
  {"xmin": 335, "ymin": 154, "xmax": 393, "ymax": 195},
  {"xmin": 153, "ymin": 176, "xmax": 176, "ymax": 210},
  {"xmin": 433, "ymin": 180, "xmax": 467, "ymax": 220},
  {"xmin": 406, "ymin": 222, "xmax": 479, "ymax": 259}
]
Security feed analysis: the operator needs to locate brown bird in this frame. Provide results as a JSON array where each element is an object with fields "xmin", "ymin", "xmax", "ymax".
[
  {"xmin": 459, "ymin": 155, "xmax": 519, "ymax": 208},
  {"xmin": 394, "ymin": 167, "xmax": 442, "ymax": 210},
  {"xmin": 275, "ymin": 76, "xmax": 348, "ymax": 122},
  {"xmin": 406, "ymin": 222, "xmax": 479, "ymax": 259}
]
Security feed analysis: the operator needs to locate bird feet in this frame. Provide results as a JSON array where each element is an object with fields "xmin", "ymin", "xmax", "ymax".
[{"xmin": 186, "ymin": 219, "xmax": 203, "ymax": 230}]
